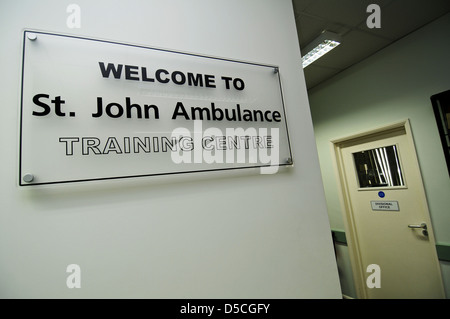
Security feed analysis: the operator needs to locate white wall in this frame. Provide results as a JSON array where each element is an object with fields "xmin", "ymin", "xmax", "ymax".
[
  {"xmin": 309, "ymin": 13, "xmax": 450, "ymax": 298},
  {"xmin": 0, "ymin": 0, "xmax": 341, "ymax": 298}
]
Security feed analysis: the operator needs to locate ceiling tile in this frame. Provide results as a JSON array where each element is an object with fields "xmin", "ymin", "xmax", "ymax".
[
  {"xmin": 292, "ymin": 0, "xmax": 315, "ymax": 12},
  {"xmin": 358, "ymin": 0, "xmax": 450, "ymax": 39},
  {"xmin": 296, "ymin": 13, "xmax": 329, "ymax": 48},
  {"xmin": 304, "ymin": 0, "xmax": 393, "ymax": 27},
  {"xmin": 296, "ymin": 14, "xmax": 354, "ymax": 51},
  {"xmin": 302, "ymin": 64, "xmax": 341, "ymax": 89},
  {"xmin": 293, "ymin": 0, "xmax": 450, "ymax": 90},
  {"xmin": 314, "ymin": 29, "xmax": 391, "ymax": 70}
]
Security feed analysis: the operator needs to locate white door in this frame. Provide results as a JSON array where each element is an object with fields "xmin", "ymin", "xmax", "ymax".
[{"xmin": 333, "ymin": 120, "xmax": 445, "ymax": 299}]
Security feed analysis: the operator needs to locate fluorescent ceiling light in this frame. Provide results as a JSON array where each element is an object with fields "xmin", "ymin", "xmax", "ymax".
[{"xmin": 301, "ymin": 31, "xmax": 341, "ymax": 68}]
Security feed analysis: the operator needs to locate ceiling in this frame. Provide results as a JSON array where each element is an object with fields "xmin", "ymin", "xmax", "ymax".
[{"xmin": 292, "ymin": 0, "xmax": 450, "ymax": 90}]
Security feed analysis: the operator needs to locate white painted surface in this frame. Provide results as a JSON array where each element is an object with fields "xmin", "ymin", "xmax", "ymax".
[{"xmin": 0, "ymin": 0, "xmax": 341, "ymax": 298}]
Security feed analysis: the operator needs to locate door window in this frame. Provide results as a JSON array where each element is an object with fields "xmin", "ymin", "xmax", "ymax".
[{"xmin": 353, "ymin": 145, "xmax": 405, "ymax": 188}]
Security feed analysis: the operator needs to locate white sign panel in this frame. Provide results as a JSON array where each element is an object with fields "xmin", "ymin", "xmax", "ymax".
[
  {"xmin": 19, "ymin": 31, "xmax": 292, "ymax": 186},
  {"xmin": 371, "ymin": 201, "xmax": 400, "ymax": 211}
]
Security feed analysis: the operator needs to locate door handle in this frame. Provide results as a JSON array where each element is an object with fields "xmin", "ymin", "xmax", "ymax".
[
  {"xmin": 408, "ymin": 223, "xmax": 427, "ymax": 229},
  {"xmin": 408, "ymin": 223, "xmax": 428, "ymax": 236}
]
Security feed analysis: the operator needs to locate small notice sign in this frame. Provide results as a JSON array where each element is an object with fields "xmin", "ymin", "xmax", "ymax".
[{"xmin": 371, "ymin": 201, "xmax": 399, "ymax": 211}]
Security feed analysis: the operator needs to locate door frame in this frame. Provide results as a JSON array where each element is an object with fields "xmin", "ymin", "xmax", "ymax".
[{"xmin": 330, "ymin": 119, "xmax": 440, "ymax": 298}]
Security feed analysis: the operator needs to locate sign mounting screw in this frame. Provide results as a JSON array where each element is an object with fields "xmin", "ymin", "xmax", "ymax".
[
  {"xmin": 23, "ymin": 174, "xmax": 34, "ymax": 183},
  {"xmin": 27, "ymin": 33, "xmax": 37, "ymax": 41}
]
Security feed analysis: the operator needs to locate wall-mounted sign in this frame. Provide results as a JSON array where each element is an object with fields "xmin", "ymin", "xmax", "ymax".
[
  {"xmin": 371, "ymin": 201, "xmax": 399, "ymax": 211},
  {"xmin": 19, "ymin": 31, "xmax": 292, "ymax": 186}
]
